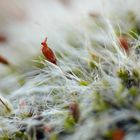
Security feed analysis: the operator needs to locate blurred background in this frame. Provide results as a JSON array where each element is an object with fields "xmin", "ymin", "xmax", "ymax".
[{"xmin": 0, "ymin": 0, "xmax": 140, "ymax": 75}]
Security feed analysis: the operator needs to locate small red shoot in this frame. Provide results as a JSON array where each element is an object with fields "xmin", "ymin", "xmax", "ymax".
[
  {"xmin": 69, "ymin": 102, "xmax": 80, "ymax": 123},
  {"xmin": 112, "ymin": 129, "xmax": 125, "ymax": 140},
  {"xmin": 44, "ymin": 125, "xmax": 52, "ymax": 133},
  {"xmin": 119, "ymin": 36, "xmax": 129, "ymax": 53},
  {"xmin": 41, "ymin": 37, "xmax": 57, "ymax": 65}
]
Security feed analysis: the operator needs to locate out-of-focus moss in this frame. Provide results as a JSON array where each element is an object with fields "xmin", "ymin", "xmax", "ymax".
[
  {"xmin": 63, "ymin": 114, "xmax": 76, "ymax": 133},
  {"xmin": 117, "ymin": 68, "xmax": 140, "ymax": 88},
  {"xmin": 135, "ymin": 102, "xmax": 140, "ymax": 110},
  {"xmin": 14, "ymin": 131, "xmax": 28, "ymax": 140},
  {"xmin": 93, "ymin": 91, "xmax": 109, "ymax": 112},
  {"xmin": 50, "ymin": 133, "xmax": 58, "ymax": 140},
  {"xmin": 72, "ymin": 68, "xmax": 84, "ymax": 78},
  {"xmin": 129, "ymin": 87, "xmax": 138, "ymax": 96},
  {"xmin": 132, "ymin": 69, "xmax": 140, "ymax": 79},
  {"xmin": 79, "ymin": 80, "xmax": 89, "ymax": 86},
  {"xmin": 88, "ymin": 61, "xmax": 97, "ymax": 69},
  {"xmin": 117, "ymin": 68, "xmax": 129, "ymax": 81},
  {"xmin": 104, "ymin": 130, "xmax": 113, "ymax": 139},
  {"xmin": 20, "ymin": 112, "xmax": 33, "ymax": 119},
  {"xmin": 115, "ymin": 84, "xmax": 125, "ymax": 103},
  {"xmin": 18, "ymin": 78, "xmax": 26, "ymax": 86}
]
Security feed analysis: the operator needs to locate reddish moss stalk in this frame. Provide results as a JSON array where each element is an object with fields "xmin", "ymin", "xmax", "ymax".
[
  {"xmin": 0, "ymin": 55, "xmax": 10, "ymax": 65},
  {"xmin": 69, "ymin": 102, "xmax": 80, "ymax": 123},
  {"xmin": 41, "ymin": 37, "xmax": 57, "ymax": 65}
]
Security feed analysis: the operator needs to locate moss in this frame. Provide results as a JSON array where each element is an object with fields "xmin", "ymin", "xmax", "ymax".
[
  {"xmin": 129, "ymin": 87, "xmax": 138, "ymax": 96},
  {"xmin": 63, "ymin": 114, "xmax": 76, "ymax": 133},
  {"xmin": 50, "ymin": 133, "xmax": 58, "ymax": 140},
  {"xmin": 13, "ymin": 131, "xmax": 28, "ymax": 140},
  {"xmin": 18, "ymin": 78, "xmax": 26, "ymax": 86},
  {"xmin": 1, "ymin": 2, "xmax": 140, "ymax": 140},
  {"xmin": 103, "ymin": 130, "xmax": 113, "ymax": 139},
  {"xmin": 0, "ymin": 130, "xmax": 11, "ymax": 140},
  {"xmin": 115, "ymin": 84, "xmax": 125, "ymax": 103},
  {"xmin": 132, "ymin": 69, "xmax": 140, "ymax": 79},
  {"xmin": 88, "ymin": 61, "xmax": 97, "ymax": 69},
  {"xmin": 117, "ymin": 68, "xmax": 129, "ymax": 81},
  {"xmin": 20, "ymin": 112, "xmax": 33, "ymax": 119},
  {"xmin": 72, "ymin": 68, "xmax": 84, "ymax": 78},
  {"xmin": 135, "ymin": 102, "xmax": 140, "ymax": 110},
  {"xmin": 93, "ymin": 91, "xmax": 109, "ymax": 112},
  {"xmin": 117, "ymin": 68, "xmax": 140, "ymax": 89},
  {"xmin": 79, "ymin": 80, "xmax": 89, "ymax": 86}
]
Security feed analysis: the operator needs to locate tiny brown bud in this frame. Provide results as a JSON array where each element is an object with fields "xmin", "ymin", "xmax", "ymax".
[
  {"xmin": 119, "ymin": 36, "xmax": 129, "ymax": 53},
  {"xmin": 112, "ymin": 129, "xmax": 125, "ymax": 140},
  {"xmin": 0, "ymin": 55, "xmax": 10, "ymax": 65},
  {"xmin": 69, "ymin": 102, "xmax": 80, "ymax": 123}
]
